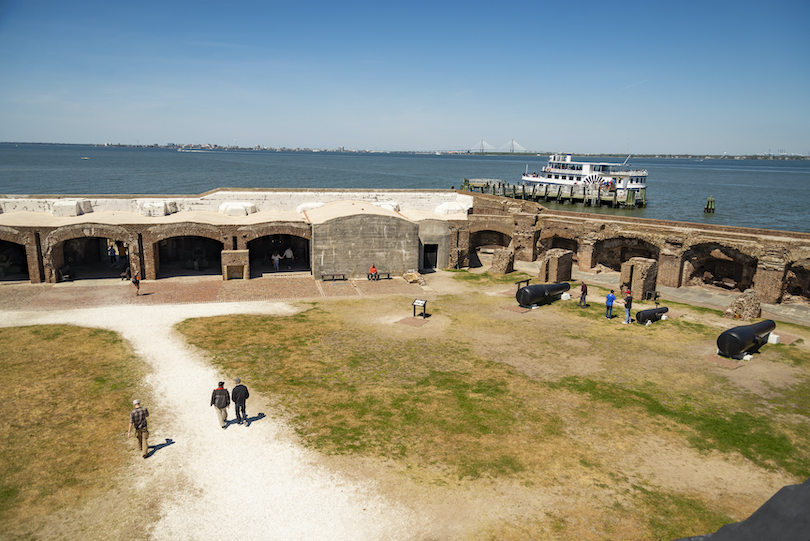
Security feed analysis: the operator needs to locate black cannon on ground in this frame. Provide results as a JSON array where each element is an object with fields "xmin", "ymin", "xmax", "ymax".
[
  {"xmin": 717, "ymin": 320, "xmax": 776, "ymax": 358},
  {"xmin": 635, "ymin": 306, "xmax": 669, "ymax": 325},
  {"xmin": 516, "ymin": 282, "xmax": 570, "ymax": 307}
]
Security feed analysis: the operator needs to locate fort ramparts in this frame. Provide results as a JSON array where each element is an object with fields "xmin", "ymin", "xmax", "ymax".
[{"xmin": 1, "ymin": 189, "xmax": 808, "ymax": 305}]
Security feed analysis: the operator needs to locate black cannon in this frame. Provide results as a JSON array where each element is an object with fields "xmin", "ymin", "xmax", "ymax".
[
  {"xmin": 635, "ymin": 306, "xmax": 669, "ymax": 325},
  {"xmin": 516, "ymin": 282, "xmax": 571, "ymax": 307},
  {"xmin": 717, "ymin": 320, "xmax": 776, "ymax": 358}
]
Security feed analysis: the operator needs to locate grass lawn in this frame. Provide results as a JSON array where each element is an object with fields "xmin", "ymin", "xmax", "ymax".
[
  {"xmin": 0, "ymin": 325, "xmax": 146, "ymax": 539},
  {"xmin": 175, "ymin": 285, "xmax": 810, "ymax": 540}
]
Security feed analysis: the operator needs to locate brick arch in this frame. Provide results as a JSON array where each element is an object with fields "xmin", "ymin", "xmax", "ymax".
[
  {"xmin": 41, "ymin": 223, "xmax": 135, "ymax": 283},
  {"xmin": 469, "ymin": 222, "xmax": 515, "ymax": 238},
  {"xmin": 143, "ymin": 223, "xmax": 227, "ymax": 246},
  {"xmin": 538, "ymin": 233, "xmax": 580, "ymax": 260},
  {"xmin": 0, "ymin": 226, "xmax": 34, "ymax": 282},
  {"xmin": 238, "ymin": 223, "xmax": 312, "ymax": 245},
  {"xmin": 142, "ymin": 224, "xmax": 226, "ymax": 280},
  {"xmin": 0, "ymin": 226, "xmax": 32, "ymax": 247},
  {"xmin": 681, "ymin": 242, "xmax": 758, "ymax": 291},
  {"xmin": 593, "ymin": 235, "xmax": 661, "ymax": 271}
]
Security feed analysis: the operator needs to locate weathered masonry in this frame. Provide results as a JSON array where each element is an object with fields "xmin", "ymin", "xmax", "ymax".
[{"xmin": 1, "ymin": 190, "xmax": 809, "ymax": 305}]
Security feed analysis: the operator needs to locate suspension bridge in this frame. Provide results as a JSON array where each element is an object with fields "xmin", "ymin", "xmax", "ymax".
[{"xmin": 468, "ymin": 139, "xmax": 530, "ymax": 153}]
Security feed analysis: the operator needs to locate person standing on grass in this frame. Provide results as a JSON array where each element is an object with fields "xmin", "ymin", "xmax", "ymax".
[
  {"xmin": 211, "ymin": 381, "xmax": 230, "ymax": 429},
  {"xmin": 605, "ymin": 289, "xmax": 616, "ymax": 319},
  {"xmin": 232, "ymin": 377, "xmax": 250, "ymax": 426},
  {"xmin": 128, "ymin": 399, "xmax": 150, "ymax": 458},
  {"xmin": 579, "ymin": 282, "xmax": 588, "ymax": 308},
  {"xmin": 622, "ymin": 290, "xmax": 633, "ymax": 324}
]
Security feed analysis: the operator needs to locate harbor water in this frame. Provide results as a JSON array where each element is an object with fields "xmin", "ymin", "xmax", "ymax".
[{"xmin": 1, "ymin": 144, "xmax": 809, "ymax": 233}]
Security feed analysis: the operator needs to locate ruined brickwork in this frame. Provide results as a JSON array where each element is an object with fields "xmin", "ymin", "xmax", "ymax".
[
  {"xmin": 620, "ymin": 257, "xmax": 658, "ymax": 300},
  {"xmin": 2, "ymin": 190, "xmax": 810, "ymax": 305},
  {"xmin": 538, "ymin": 249, "xmax": 574, "ymax": 283}
]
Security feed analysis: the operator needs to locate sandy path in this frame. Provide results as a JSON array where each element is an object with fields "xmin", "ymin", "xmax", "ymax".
[{"xmin": 1, "ymin": 301, "xmax": 427, "ymax": 541}]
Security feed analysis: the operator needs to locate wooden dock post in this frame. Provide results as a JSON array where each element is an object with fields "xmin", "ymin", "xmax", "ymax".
[{"xmin": 704, "ymin": 196, "xmax": 715, "ymax": 213}]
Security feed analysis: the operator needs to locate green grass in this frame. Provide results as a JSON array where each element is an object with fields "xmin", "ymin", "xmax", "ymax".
[
  {"xmin": 550, "ymin": 376, "xmax": 809, "ymax": 478},
  {"xmin": 0, "ymin": 325, "xmax": 146, "ymax": 534},
  {"xmin": 445, "ymin": 269, "xmax": 532, "ymax": 285},
  {"xmin": 635, "ymin": 486, "xmax": 733, "ymax": 540}
]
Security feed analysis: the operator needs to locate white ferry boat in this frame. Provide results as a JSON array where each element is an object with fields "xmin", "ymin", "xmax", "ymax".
[{"xmin": 522, "ymin": 154, "xmax": 647, "ymax": 190}]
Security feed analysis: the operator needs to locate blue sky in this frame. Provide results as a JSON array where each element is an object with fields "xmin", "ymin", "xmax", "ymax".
[{"xmin": 1, "ymin": 0, "xmax": 808, "ymax": 154}]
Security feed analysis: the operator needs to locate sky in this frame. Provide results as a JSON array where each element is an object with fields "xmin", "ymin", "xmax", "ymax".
[{"xmin": 0, "ymin": 0, "xmax": 808, "ymax": 155}]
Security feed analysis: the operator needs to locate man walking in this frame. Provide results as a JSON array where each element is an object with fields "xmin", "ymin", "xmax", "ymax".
[
  {"xmin": 622, "ymin": 290, "xmax": 633, "ymax": 324},
  {"xmin": 578, "ymin": 282, "xmax": 588, "ymax": 308},
  {"xmin": 232, "ymin": 377, "xmax": 250, "ymax": 426},
  {"xmin": 605, "ymin": 290, "xmax": 616, "ymax": 319},
  {"xmin": 211, "ymin": 381, "xmax": 230, "ymax": 429},
  {"xmin": 128, "ymin": 399, "xmax": 150, "ymax": 458},
  {"xmin": 283, "ymin": 246, "xmax": 294, "ymax": 269}
]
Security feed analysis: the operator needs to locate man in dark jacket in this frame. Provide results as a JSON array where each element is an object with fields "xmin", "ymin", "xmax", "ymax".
[
  {"xmin": 232, "ymin": 377, "xmax": 250, "ymax": 426},
  {"xmin": 211, "ymin": 382, "xmax": 230, "ymax": 429}
]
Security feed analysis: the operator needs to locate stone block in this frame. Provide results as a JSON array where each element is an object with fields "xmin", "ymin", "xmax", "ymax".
[
  {"xmin": 723, "ymin": 289, "xmax": 762, "ymax": 320},
  {"xmin": 139, "ymin": 201, "xmax": 178, "ymax": 217},
  {"xmin": 620, "ymin": 257, "xmax": 658, "ymax": 299},
  {"xmin": 52, "ymin": 199, "xmax": 92, "ymax": 217},
  {"xmin": 490, "ymin": 247, "xmax": 515, "ymax": 274},
  {"xmin": 221, "ymin": 250, "xmax": 250, "ymax": 280},
  {"xmin": 219, "ymin": 202, "xmax": 257, "ymax": 216},
  {"xmin": 539, "ymin": 248, "xmax": 573, "ymax": 283}
]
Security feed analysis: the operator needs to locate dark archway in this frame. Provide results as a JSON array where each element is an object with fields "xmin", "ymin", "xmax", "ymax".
[
  {"xmin": 60, "ymin": 237, "xmax": 131, "ymax": 280},
  {"xmin": 0, "ymin": 240, "xmax": 29, "ymax": 281},
  {"xmin": 539, "ymin": 235, "xmax": 579, "ymax": 262},
  {"xmin": 156, "ymin": 236, "xmax": 224, "ymax": 278},
  {"xmin": 785, "ymin": 259, "xmax": 810, "ymax": 301},
  {"xmin": 682, "ymin": 243, "xmax": 757, "ymax": 291},
  {"xmin": 594, "ymin": 237, "xmax": 660, "ymax": 271},
  {"xmin": 470, "ymin": 230, "xmax": 512, "ymax": 251},
  {"xmin": 247, "ymin": 234, "xmax": 310, "ymax": 276}
]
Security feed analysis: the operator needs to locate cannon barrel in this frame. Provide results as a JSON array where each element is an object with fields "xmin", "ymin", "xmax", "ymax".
[
  {"xmin": 635, "ymin": 306, "xmax": 669, "ymax": 324},
  {"xmin": 516, "ymin": 282, "xmax": 571, "ymax": 306},
  {"xmin": 717, "ymin": 320, "xmax": 776, "ymax": 358}
]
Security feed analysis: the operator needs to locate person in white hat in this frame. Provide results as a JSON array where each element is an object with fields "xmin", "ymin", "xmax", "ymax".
[{"xmin": 127, "ymin": 399, "xmax": 150, "ymax": 458}]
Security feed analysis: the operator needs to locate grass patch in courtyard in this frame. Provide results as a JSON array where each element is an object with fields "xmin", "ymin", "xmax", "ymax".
[
  {"xmin": 175, "ymin": 293, "xmax": 810, "ymax": 540},
  {"xmin": 445, "ymin": 268, "xmax": 531, "ymax": 285},
  {"xmin": 0, "ymin": 325, "xmax": 145, "ymax": 537},
  {"xmin": 549, "ymin": 376, "xmax": 810, "ymax": 478}
]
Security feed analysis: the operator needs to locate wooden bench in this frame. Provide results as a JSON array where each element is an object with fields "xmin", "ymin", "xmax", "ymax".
[
  {"xmin": 58, "ymin": 265, "xmax": 74, "ymax": 282},
  {"xmin": 367, "ymin": 272, "xmax": 391, "ymax": 280},
  {"xmin": 321, "ymin": 273, "xmax": 346, "ymax": 281}
]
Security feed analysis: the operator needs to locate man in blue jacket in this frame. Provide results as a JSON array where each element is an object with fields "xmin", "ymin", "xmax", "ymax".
[{"xmin": 605, "ymin": 290, "xmax": 616, "ymax": 319}]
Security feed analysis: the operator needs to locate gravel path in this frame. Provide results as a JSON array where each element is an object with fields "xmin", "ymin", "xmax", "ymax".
[{"xmin": 1, "ymin": 301, "xmax": 427, "ymax": 540}]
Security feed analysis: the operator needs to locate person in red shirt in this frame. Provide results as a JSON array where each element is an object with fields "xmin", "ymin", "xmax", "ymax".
[{"xmin": 369, "ymin": 264, "xmax": 378, "ymax": 280}]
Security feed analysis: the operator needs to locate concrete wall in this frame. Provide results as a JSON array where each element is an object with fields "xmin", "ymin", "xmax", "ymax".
[{"xmin": 311, "ymin": 214, "xmax": 420, "ymax": 278}]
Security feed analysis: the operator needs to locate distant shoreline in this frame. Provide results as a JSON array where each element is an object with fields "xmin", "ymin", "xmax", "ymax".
[{"xmin": 2, "ymin": 141, "xmax": 807, "ymax": 161}]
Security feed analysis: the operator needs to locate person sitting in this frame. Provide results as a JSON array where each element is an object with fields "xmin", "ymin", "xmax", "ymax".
[
  {"xmin": 369, "ymin": 264, "xmax": 378, "ymax": 280},
  {"xmin": 120, "ymin": 266, "xmax": 131, "ymax": 280}
]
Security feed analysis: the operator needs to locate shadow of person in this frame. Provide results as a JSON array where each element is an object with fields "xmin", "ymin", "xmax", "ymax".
[
  {"xmin": 243, "ymin": 412, "xmax": 266, "ymax": 427},
  {"xmin": 145, "ymin": 438, "xmax": 175, "ymax": 458}
]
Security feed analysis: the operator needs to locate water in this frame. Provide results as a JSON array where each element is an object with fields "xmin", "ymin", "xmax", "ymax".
[{"xmin": 1, "ymin": 144, "xmax": 809, "ymax": 233}]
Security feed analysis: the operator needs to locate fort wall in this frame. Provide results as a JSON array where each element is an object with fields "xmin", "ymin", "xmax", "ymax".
[{"xmin": 1, "ymin": 190, "xmax": 809, "ymax": 304}]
